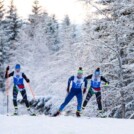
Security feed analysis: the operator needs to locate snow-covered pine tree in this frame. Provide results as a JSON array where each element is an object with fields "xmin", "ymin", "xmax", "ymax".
[
  {"xmin": 59, "ymin": 15, "xmax": 77, "ymax": 67},
  {"xmin": 2, "ymin": 0, "xmax": 22, "ymax": 72},
  {"xmin": 32, "ymin": 0, "xmax": 41, "ymax": 15},
  {"xmin": 59, "ymin": 15, "xmax": 88, "ymax": 70},
  {"xmin": 0, "ymin": 0, "xmax": 7, "ymax": 92},
  {"xmin": 5, "ymin": 0, "xmax": 21, "ymax": 42},
  {"xmin": 28, "ymin": 0, "xmax": 42, "ymax": 37},
  {"xmin": 0, "ymin": 33, "xmax": 5, "ymax": 92},
  {"xmin": 82, "ymin": 0, "xmax": 134, "ymax": 118},
  {"xmin": 0, "ymin": 0, "xmax": 4, "ymax": 23},
  {"xmin": 45, "ymin": 14, "xmax": 60, "ymax": 52}
]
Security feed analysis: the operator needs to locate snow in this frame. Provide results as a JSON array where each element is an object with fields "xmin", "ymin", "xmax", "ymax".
[
  {"xmin": 0, "ymin": 115, "xmax": 134, "ymax": 134},
  {"xmin": 0, "ymin": 0, "xmax": 133, "ymax": 120}
]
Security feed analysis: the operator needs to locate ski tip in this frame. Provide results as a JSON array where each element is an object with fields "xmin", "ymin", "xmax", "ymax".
[{"xmin": 30, "ymin": 114, "xmax": 36, "ymax": 116}]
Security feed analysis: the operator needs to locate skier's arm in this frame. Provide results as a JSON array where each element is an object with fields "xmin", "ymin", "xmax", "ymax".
[
  {"xmin": 5, "ymin": 66, "xmax": 14, "ymax": 78},
  {"xmin": 67, "ymin": 76, "xmax": 74, "ymax": 88},
  {"xmin": 83, "ymin": 78, "xmax": 88, "ymax": 94},
  {"xmin": 22, "ymin": 73, "xmax": 30, "ymax": 83},
  {"xmin": 67, "ymin": 76, "xmax": 74, "ymax": 93},
  {"xmin": 5, "ymin": 71, "xmax": 14, "ymax": 78},
  {"xmin": 101, "ymin": 76, "xmax": 109, "ymax": 84},
  {"xmin": 84, "ymin": 78, "xmax": 87, "ymax": 88},
  {"xmin": 86, "ymin": 74, "xmax": 92, "ymax": 80}
]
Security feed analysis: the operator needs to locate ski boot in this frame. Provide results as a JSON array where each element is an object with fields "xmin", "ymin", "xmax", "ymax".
[
  {"xmin": 97, "ymin": 110, "xmax": 106, "ymax": 118},
  {"xmin": 53, "ymin": 110, "xmax": 61, "ymax": 117},
  {"xmin": 27, "ymin": 108, "xmax": 36, "ymax": 116},
  {"xmin": 76, "ymin": 111, "xmax": 81, "ymax": 117},
  {"xmin": 13, "ymin": 107, "xmax": 18, "ymax": 116},
  {"xmin": 82, "ymin": 106, "xmax": 85, "ymax": 111}
]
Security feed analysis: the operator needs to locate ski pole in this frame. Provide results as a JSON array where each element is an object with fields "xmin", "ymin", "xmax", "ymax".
[
  {"xmin": 27, "ymin": 83, "xmax": 37, "ymax": 115},
  {"xmin": 6, "ymin": 94, "xmax": 9, "ymax": 116},
  {"xmin": 27, "ymin": 83, "xmax": 35, "ymax": 99},
  {"xmin": 6, "ymin": 68, "xmax": 10, "ymax": 116}
]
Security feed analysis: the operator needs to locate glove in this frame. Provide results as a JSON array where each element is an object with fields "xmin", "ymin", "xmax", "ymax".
[
  {"xmin": 27, "ymin": 79, "xmax": 30, "ymax": 83},
  {"xmin": 104, "ymin": 83, "xmax": 109, "ymax": 87},
  {"xmin": 66, "ymin": 87, "xmax": 70, "ymax": 93},
  {"xmin": 83, "ymin": 88, "xmax": 86, "ymax": 94},
  {"xmin": 6, "ymin": 66, "xmax": 10, "ymax": 71}
]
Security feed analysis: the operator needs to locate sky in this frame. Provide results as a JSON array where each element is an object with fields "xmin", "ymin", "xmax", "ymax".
[{"xmin": 4, "ymin": 0, "xmax": 87, "ymax": 24}]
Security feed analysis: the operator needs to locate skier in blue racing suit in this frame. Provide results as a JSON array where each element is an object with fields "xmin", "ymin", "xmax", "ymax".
[
  {"xmin": 82, "ymin": 67, "xmax": 109, "ymax": 114},
  {"xmin": 5, "ymin": 64, "xmax": 34, "ymax": 115},
  {"xmin": 53, "ymin": 67, "xmax": 87, "ymax": 117}
]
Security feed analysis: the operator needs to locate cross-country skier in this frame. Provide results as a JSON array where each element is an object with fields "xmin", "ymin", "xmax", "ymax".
[
  {"xmin": 5, "ymin": 64, "xmax": 34, "ymax": 115},
  {"xmin": 82, "ymin": 67, "xmax": 109, "ymax": 115},
  {"xmin": 53, "ymin": 67, "xmax": 87, "ymax": 117}
]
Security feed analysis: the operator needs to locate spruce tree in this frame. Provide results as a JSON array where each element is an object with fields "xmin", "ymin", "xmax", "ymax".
[
  {"xmin": 0, "ymin": 0, "xmax": 5, "ymax": 91},
  {"xmin": 29, "ymin": 0, "xmax": 42, "ymax": 37},
  {"xmin": 5, "ymin": 0, "xmax": 21, "ymax": 41},
  {"xmin": 32, "ymin": 0, "xmax": 41, "ymax": 15},
  {"xmin": 82, "ymin": 0, "xmax": 134, "ymax": 118},
  {"xmin": 0, "ymin": 0, "xmax": 4, "ymax": 23}
]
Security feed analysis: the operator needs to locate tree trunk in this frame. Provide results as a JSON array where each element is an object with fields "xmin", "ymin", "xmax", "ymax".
[{"xmin": 115, "ymin": 34, "xmax": 125, "ymax": 118}]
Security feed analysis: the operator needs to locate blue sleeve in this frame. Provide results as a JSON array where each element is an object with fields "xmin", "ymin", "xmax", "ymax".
[
  {"xmin": 84, "ymin": 77, "xmax": 88, "ymax": 88},
  {"xmin": 67, "ymin": 76, "xmax": 74, "ymax": 88}
]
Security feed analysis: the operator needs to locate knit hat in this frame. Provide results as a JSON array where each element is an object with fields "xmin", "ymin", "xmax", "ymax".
[
  {"xmin": 77, "ymin": 67, "xmax": 83, "ymax": 74},
  {"xmin": 15, "ymin": 64, "xmax": 21, "ymax": 70},
  {"xmin": 95, "ymin": 67, "xmax": 100, "ymax": 72},
  {"xmin": 95, "ymin": 67, "xmax": 100, "ymax": 76}
]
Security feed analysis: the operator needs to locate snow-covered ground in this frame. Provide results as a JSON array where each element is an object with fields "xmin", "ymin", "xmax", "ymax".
[{"xmin": 0, "ymin": 115, "xmax": 134, "ymax": 134}]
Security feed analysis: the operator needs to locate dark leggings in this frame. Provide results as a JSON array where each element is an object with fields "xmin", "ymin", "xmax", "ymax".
[
  {"xmin": 83, "ymin": 88, "xmax": 102, "ymax": 110},
  {"xmin": 13, "ymin": 86, "xmax": 29, "ymax": 108}
]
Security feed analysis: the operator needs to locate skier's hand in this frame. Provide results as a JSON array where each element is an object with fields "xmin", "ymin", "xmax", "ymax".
[
  {"xmin": 67, "ymin": 87, "xmax": 70, "ymax": 93},
  {"xmin": 27, "ymin": 79, "xmax": 30, "ymax": 83},
  {"xmin": 83, "ymin": 88, "xmax": 86, "ymax": 94},
  {"xmin": 104, "ymin": 83, "xmax": 109, "ymax": 87},
  {"xmin": 6, "ymin": 66, "xmax": 10, "ymax": 71}
]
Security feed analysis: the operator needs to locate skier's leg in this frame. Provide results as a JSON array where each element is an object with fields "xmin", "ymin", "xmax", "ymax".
[
  {"xmin": 20, "ymin": 89, "xmax": 35, "ymax": 115},
  {"xmin": 59, "ymin": 91, "xmax": 75, "ymax": 111},
  {"xmin": 76, "ymin": 91, "xmax": 82, "ymax": 111},
  {"xmin": 82, "ymin": 88, "xmax": 93, "ymax": 110},
  {"xmin": 76, "ymin": 91, "xmax": 82, "ymax": 117},
  {"xmin": 96, "ymin": 92, "xmax": 102, "ymax": 110},
  {"xmin": 13, "ymin": 86, "xmax": 19, "ymax": 114},
  {"xmin": 20, "ymin": 89, "xmax": 30, "ymax": 108},
  {"xmin": 13, "ymin": 86, "xmax": 18, "ymax": 109}
]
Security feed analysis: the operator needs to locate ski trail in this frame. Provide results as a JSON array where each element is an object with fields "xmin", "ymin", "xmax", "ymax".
[{"xmin": 0, "ymin": 115, "xmax": 134, "ymax": 134}]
